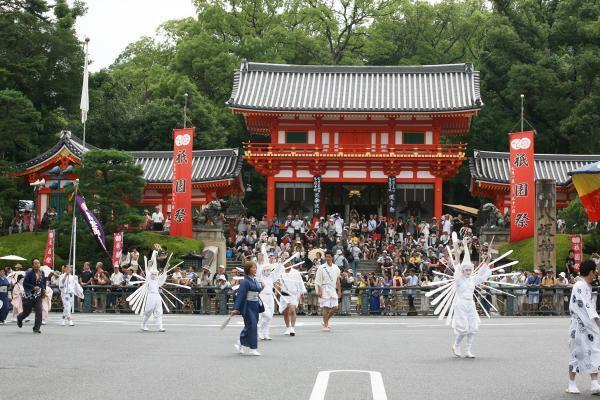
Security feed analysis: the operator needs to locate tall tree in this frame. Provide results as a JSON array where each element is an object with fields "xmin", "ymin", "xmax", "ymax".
[{"xmin": 77, "ymin": 150, "xmax": 145, "ymax": 233}]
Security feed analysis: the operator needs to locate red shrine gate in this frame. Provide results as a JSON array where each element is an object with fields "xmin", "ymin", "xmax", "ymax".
[{"xmin": 228, "ymin": 62, "xmax": 483, "ymax": 222}]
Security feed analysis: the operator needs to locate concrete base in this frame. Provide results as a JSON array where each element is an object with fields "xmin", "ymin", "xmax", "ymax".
[
  {"xmin": 479, "ymin": 228, "xmax": 510, "ymax": 245},
  {"xmin": 192, "ymin": 225, "xmax": 226, "ymax": 270}
]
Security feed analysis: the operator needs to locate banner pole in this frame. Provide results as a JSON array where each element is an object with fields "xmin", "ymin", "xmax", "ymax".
[
  {"xmin": 71, "ymin": 181, "xmax": 79, "ymax": 314},
  {"xmin": 520, "ymin": 94, "xmax": 524, "ymax": 132}
]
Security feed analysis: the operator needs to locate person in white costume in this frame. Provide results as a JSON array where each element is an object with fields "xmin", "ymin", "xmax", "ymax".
[
  {"xmin": 276, "ymin": 260, "xmax": 306, "ymax": 336},
  {"xmin": 126, "ymin": 251, "xmax": 190, "ymax": 331},
  {"xmin": 315, "ymin": 250, "xmax": 341, "ymax": 332},
  {"xmin": 142, "ymin": 266, "xmax": 167, "ymax": 332},
  {"xmin": 58, "ymin": 265, "xmax": 83, "ymax": 326},
  {"xmin": 566, "ymin": 260, "xmax": 600, "ymax": 395},
  {"xmin": 257, "ymin": 253, "xmax": 281, "ymax": 340},
  {"xmin": 451, "ymin": 241, "xmax": 491, "ymax": 358}
]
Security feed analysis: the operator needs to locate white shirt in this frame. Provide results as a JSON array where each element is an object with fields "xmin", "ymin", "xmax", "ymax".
[
  {"xmin": 110, "ymin": 272, "xmax": 124, "ymax": 286},
  {"xmin": 315, "ymin": 263, "xmax": 341, "ymax": 299},
  {"xmin": 442, "ymin": 219, "xmax": 452, "ymax": 234},
  {"xmin": 151, "ymin": 211, "xmax": 164, "ymax": 223}
]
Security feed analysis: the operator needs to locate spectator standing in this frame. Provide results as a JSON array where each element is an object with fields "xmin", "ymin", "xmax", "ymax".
[
  {"xmin": 151, "ymin": 206, "xmax": 164, "ymax": 231},
  {"xmin": 333, "ymin": 249, "xmax": 349, "ymax": 271},
  {"xmin": 565, "ymin": 250, "xmax": 577, "ymax": 277},
  {"xmin": 93, "ymin": 262, "xmax": 109, "ymax": 312},
  {"xmin": 339, "ymin": 271, "xmax": 353, "ymax": 315},
  {"xmin": 406, "ymin": 269, "xmax": 419, "ymax": 310},
  {"xmin": 526, "ymin": 270, "xmax": 542, "ymax": 313}
]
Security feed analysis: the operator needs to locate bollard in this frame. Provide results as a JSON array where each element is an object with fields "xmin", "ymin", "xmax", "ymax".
[
  {"xmin": 506, "ymin": 294, "xmax": 514, "ymax": 316},
  {"xmin": 83, "ymin": 288, "xmax": 93, "ymax": 313},
  {"xmin": 361, "ymin": 289, "xmax": 369, "ymax": 316},
  {"xmin": 218, "ymin": 289, "xmax": 228, "ymax": 315}
]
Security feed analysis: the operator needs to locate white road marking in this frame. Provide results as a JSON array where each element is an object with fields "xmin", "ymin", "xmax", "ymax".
[{"xmin": 309, "ymin": 370, "xmax": 387, "ymax": 400}]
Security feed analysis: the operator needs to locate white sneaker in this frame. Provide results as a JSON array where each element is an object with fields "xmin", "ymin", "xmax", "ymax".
[
  {"xmin": 41, "ymin": 321, "xmax": 46, "ymax": 325},
  {"xmin": 290, "ymin": 327, "xmax": 296, "ymax": 337},
  {"xmin": 69, "ymin": 320, "xmax": 74, "ymax": 327},
  {"xmin": 60, "ymin": 320, "xmax": 66, "ymax": 326},
  {"xmin": 246, "ymin": 349, "xmax": 261, "ymax": 356},
  {"xmin": 158, "ymin": 327, "xmax": 165, "ymax": 332},
  {"xmin": 452, "ymin": 344, "xmax": 461, "ymax": 358},
  {"xmin": 465, "ymin": 351, "xmax": 476, "ymax": 359},
  {"xmin": 565, "ymin": 384, "xmax": 580, "ymax": 394},
  {"xmin": 591, "ymin": 382, "xmax": 600, "ymax": 395},
  {"xmin": 284, "ymin": 327, "xmax": 291, "ymax": 335},
  {"xmin": 142, "ymin": 326, "xmax": 149, "ymax": 331},
  {"xmin": 259, "ymin": 333, "xmax": 266, "ymax": 340},
  {"xmin": 234, "ymin": 341, "xmax": 246, "ymax": 354},
  {"xmin": 265, "ymin": 336, "xmax": 272, "ymax": 340}
]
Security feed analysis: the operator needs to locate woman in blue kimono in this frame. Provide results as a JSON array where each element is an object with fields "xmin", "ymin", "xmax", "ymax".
[
  {"xmin": 231, "ymin": 261, "xmax": 263, "ymax": 356},
  {"xmin": 0, "ymin": 268, "xmax": 10, "ymax": 324},
  {"xmin": 369, "ymin": 276, "xmax": 382, "ymax": 315}
]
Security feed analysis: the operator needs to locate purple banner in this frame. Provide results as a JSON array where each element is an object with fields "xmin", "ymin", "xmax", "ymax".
[{"xmin": 76, "ymin": 195, "xmax": 107, "ymax": 252}]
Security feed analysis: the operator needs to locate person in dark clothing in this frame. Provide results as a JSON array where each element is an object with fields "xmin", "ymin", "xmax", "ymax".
[{"xmin": 17, "ymin": 258, "xmax": 46, "ymax": 333}]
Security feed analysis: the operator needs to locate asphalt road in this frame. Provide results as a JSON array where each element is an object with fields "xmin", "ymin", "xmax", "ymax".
[{"xmin": 0, "ymin": 314, "xmax": 587, "ymax": 400}]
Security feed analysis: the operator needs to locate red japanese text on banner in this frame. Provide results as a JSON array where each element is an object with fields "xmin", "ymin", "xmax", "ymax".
[
  {"xmin": 570, "ymin": 234, "xmax": 583, "ymax": 272},
  {"xmin": 112, "ymin": 232, "xmax": 124, "ymax": 267},
  {"xmin": 509, "ymin": 131, "xmax": 535, "ymax": 242},
  {"xmin": 43, "ymin": 229, "xmax": 55, "ymax": 268},
  {"xmin": 171, "ymin": 128, "xmax": 194, "ymax": 238}
]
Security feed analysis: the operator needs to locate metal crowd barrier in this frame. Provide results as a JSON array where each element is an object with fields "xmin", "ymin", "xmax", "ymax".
[{"xmin": 46, "ymin": 285, "xmax": 580, "ymax": 317}]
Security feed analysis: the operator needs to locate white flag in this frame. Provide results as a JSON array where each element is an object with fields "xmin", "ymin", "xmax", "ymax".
[{"xmin": 80, "ymin": 45, "xmax": 89, "ymax": 124}]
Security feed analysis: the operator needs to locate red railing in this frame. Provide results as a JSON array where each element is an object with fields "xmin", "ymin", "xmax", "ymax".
[{"xmin": 244, "ymin": 142, "xmax": 466, "ymax": 158}]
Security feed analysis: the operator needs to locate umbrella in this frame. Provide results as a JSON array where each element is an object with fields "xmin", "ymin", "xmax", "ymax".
[
  {"xmin": 0, "ymin": 255, "xmax": 27, "ymax": 261},
  {"xmin": 568, "ymin": 161, "xmax": 600, "ymax": 222},
  {"xmin": 308, "ymin": 248, "xmax": 326, "ymax": 262}
]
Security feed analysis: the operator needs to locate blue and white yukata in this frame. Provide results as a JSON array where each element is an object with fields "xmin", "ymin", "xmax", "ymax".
[{"xmin": 569, "ymin": 277, "xmax": 600, "ymax": 374}]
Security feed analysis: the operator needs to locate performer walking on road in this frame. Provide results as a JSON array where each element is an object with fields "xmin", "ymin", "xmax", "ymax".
[
  {"xmin": 315, "ymin": 250, "xmax": 341, "ymax": 332},
  {"xmin": 17, "ymin": 258, "xmax": 46, "ymax": 333},
  {"xmin": 566, "ymin": 260, "xmax": 600, "ymax": 395},
  {"xmin": 232, "ymin": 261, "xmax": 263, "ymax": 356}
]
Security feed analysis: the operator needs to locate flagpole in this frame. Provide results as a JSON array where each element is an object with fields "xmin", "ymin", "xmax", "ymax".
[
  {"xmin": 81, "ymin": 37, "xmax": 90, "ymax": 150},
  {"xmin": 520, "ymin": 94, "xmax": 524, "ymax": 132},
  {"xmin": 72, "ymin": 180, "xmax": 78, "ymax": 314}
]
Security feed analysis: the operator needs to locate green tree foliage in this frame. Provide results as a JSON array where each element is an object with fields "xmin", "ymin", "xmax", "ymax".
[
  {"xmin": 558, "ymin": 198, "xmax": 593, "ymax": 234},
  {"xmin": 0, "ymin": 89, "xmax": 42, "ymax": 162},
  {"xmin": 2, "ymin": 0, "xmax": 600, "ymax": 218},
  {"xmin": 77, "ymin": 149, "xmax": 145, "ymax": 233}
]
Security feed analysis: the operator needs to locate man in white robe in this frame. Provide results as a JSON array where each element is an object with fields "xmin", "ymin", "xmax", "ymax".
[
  {"xmin": 452, "ymin": 243, "xmax": 491, "ymax": 358},
  {"xmin": 315, "ymin": 250, "xmax": 341, "ymax": 332},
  {"xmin": 58, "ymin": 265, "xmax": 83, "ymax": 326},
  {"xmin": 276, "ymin": 261, "xmax": 306, "ymax": 336},
  {"xmin": 566, "ymin": 260, "xmax": 600, "ymax": 395},
  {"xmin": 142, "ymin": 267, "xmax": 167, "ymax": 332}
]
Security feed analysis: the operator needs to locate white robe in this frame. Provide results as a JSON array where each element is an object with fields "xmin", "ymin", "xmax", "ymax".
[
  {"xmin": 277, "ymin": 268, "xmax": 306, "ymax": 313},
  {"xmin": 452, "ymin": 264, "xmax": 491, "ymax": 335},
  {"xmin": 257, "ymin": 262, "xmax": 280, "ymax": 337},
  {"xmin": 569, "ymin": 278, "xmax": 600, "ymax": 374},
  {"xmin": 143, "ymin": 273, "xmax": 167, "ymax": 328},
  {"xmin": 58, "ymin": 274, "xmax": 82, "ymax": 319}
]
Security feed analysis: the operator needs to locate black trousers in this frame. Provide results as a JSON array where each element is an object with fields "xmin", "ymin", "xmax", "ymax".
[{"xmin": 19, "ymin": 296, "xmax": 43, "ymax": 331}]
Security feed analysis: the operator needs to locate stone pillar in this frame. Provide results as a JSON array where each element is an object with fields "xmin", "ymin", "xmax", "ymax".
[{"xmin": 534, "ymin": 179, "xmax": 557, "ymax": 273}]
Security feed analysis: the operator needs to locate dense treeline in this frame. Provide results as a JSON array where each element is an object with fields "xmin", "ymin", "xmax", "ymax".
[{"xmin": 1, "ymin": 0, "xmax": 599, "ymax": 218}]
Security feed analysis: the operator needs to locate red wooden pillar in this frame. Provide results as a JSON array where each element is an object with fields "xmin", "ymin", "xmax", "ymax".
[
  {"xmin": 161, "ymin": 192, "xmax": 168, "ymax": 214},
  {"xmin": 267, "ymin": 175, "xmax": 275, "ymax": 221},
  {"xmin": 434, "ymin": 177, "xmax": 443, "ymax": 223}
]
